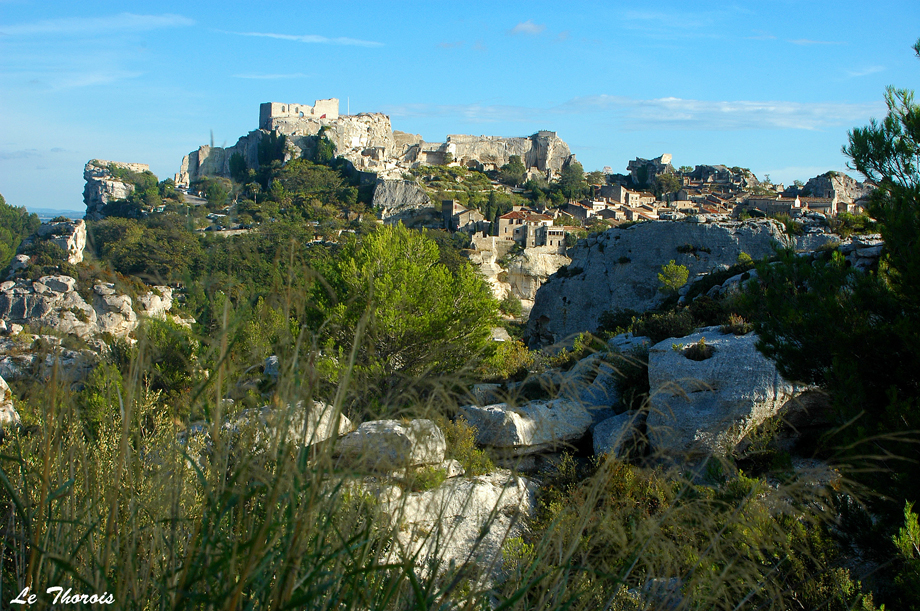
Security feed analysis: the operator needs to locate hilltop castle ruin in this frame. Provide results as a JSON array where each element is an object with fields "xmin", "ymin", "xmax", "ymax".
[{"xmin": 177, "ymin": 98, "xmax": 575, "ymax": 186}]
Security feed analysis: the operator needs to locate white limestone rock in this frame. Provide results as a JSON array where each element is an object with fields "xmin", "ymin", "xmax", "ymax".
[
  {"xmin": 373, "ymin": 179, "xmax": 433, "ymax": 223},
  {"xmin": 646, "ymin": 328, "xmax": 797, "ymax": 457},
  {"xmin": 460, "ymin": 399, "xmax": 593, "ymax": 455},
  {"xmin": 0, "ymin": 374, "xmax": 21, "ymax": 439},
  {"xmin": 593, "ymin": 410, "xmax": 643, "ymax": 457},
  {"xmin": 229, "ymin": 400, "xmax": 354, "ymax": 448},
  {"xmin": 608, "ymin": 332, "xmax": 652, "ymax": 354},
  {"xmin": 83, "ymin": 159, "xmax": 149, "ymax": 220},
  {"xmin": 528, "ymin": 219, "xmax": 788, "ymax": 345},
  {"xmin": 136, "ymin": 286, "xmax": 173, "ymax": 319},
  {"xmin": 377, "ymin": 469, "xmax": 537, "ymax": 584},
  {"xmin": 336, "ymin": 419, "xmax": 446, "ymax": 471},
  {"xmin": 33, "ymin": 220, "xmax": 87, "ymax": 264}
]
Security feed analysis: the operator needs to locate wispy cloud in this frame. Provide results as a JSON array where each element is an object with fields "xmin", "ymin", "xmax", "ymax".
[
  {"xmin": 53, "ymin": 70, "xmax": 144, "ymax": 89},
  {"xmin": 384, "ymin": 95, "xmax": 884, "ymax": 132},
  {"xmin": 510, "ymin": 20, "xmax": 545, "ymax": 35},
  {"xmin": 566, "ymin": 95, "xmax": 881, "ymax": 131},
  {"xmin": 438, "ymin": 41, "xmax": 464, "ymax": 49},
  {"xmin": 747, "ymin": 30, "xmax": 776, "ymax": 41},
  {"xmin": 0, "ymin": 13, "xmax": 194, "ymax": 36},
  {"xmin": 232, "ymin": 72, "xmax": 311, "ymax": 79},
  {"xmin": 788, "ymin": 38, "xmax": 844, "ymax": 46},
  {"xmin": 846, "ymin": 65, "xmax": 885, "ymax": 78},
  {"xmin": 224, "ymin": 30, "xmax": 383, "ymax": 47},
  {"xmin": 0, "ymin": 149, "xmax": 40, "ymax": 160}
]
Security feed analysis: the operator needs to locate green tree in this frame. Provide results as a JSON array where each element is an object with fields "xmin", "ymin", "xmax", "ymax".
[
  {"xmin": 658, "ymin": 260, "xmax": 689, "ymax": 294},
  {"xmin": 0, "ymin": 193, "xmax": 41, "ymax": 270},
  {"xmin": 558, "ymin": 161, "xmax": 588, "ymax": 201},
  {"xmin": 314, "ymin": 129, "xmax": 337, "ymax": 164},
  {"xmin": 653, "ymin": 172, "xmax": 681, "ymax": 200},
  {"xmin": 499, "ymin": 155, "xmax": 526, "ymax": 186},
  {"xmin": 585, "ymin": 170, "xmax": 606, "ymax": 186},
  {"xmin": 258, "ymin": 130, "xmax": 287, "ymax": 165},
  {"xmin": 324, "ymin": 224, "xmax": 499, "ymax": 391},
  {"xmin": 742, "ymin": 39, "xmax": 920, "ymax": 539},
  {"xmin": 229, "ymin": 152, "xmax": 248, "ymax": 183}
]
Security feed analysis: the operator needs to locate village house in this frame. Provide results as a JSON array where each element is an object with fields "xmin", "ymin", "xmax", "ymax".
[
  {"xmin": 497, "ymin": 208, "xmax": 573, "ymax": 252},
  {"xmin": 442, "ymin": 200, "xmax": 488, "ymax": 233}
]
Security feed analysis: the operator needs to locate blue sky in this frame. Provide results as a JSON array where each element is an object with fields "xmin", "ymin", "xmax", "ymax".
[{"xmin": 1, "ymin": 1, "xmax": 918, "ymax": 211}]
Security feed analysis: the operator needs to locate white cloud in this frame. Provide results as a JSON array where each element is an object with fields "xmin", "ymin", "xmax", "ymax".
[
  {"xmin": 510, "ymin": 20, "xmax": 545, "ymax": 35},
  {"xmin": 225, "ymin": 30, "xmax": 383, "ymax": 47},
  {"xmin": 384, "ymin": 95, "xmax": 884, "ymax": 132},
  {"xmin": 563, "ymin": 95, "xmax": 883, "ymax": 131},
  {"xmin": 0, "ymin": 13, "xmax": 194, "ymax": 36},
  {"xmin": 788, "ymin": 38, "xmax": 844, "ymax": 46},
  {"xmin": 846, "ymin": 65, "xmax": 885, "ymax": 78},
  {"xmin": 232, "ymin": 73, "xmax": 311, "ymax": 79}
]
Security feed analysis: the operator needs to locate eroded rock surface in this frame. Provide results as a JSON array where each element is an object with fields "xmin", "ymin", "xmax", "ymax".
[
  {"xmin": 528, "ymin": 220, "xmax": 787, "ymax": 344},
  {"xmin": 460, "ymin": 399, "xmax": 592, "ymax": 455},
  {"xmin": 646, "ymin": 328, "xmax": 797, "ymax": 457},
  {"xmin": 336, "ymin": 419, "xmax": 446, "ymax": 471},
  {"xmin": 83, "ymin": 160, "xmax": 149, "ymax": 220}
]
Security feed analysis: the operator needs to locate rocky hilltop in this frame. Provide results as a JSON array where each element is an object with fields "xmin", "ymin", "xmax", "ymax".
[
  {"xmin": 528, "ymin": 219, "xmax": 788, "ymax": 344},
  {"xmin": 802, "ymin": 171, "xmax": 874, "ymax": 206},
  {"xmin": 83, "ymin": 160, "xmax": 149, "ymax": 221},
  {"xmin": 177, "ymin": 99, "xmax": 574, "ymax": 188}
]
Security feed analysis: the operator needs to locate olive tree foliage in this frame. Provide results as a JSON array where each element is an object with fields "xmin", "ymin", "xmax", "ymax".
[{"xmin": 324, "ymin": 223, "xmax": 499, "ymax": 393}]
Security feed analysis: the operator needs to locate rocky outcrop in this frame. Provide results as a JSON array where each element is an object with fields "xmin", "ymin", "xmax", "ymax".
[
  {"xmin": 528, "ymin": 219, "xmax": 787, "ymax": 345},
  {"xmin": 468, "ymin": 237, "xmax": 571, "ymax": 310},
  {"xmin": 372, "ymin": 179, "xmax": 434, "ymax": 223},
  {"xmin": 460, "ymin": 399, "xmax": 592, "ymax": 455},
  {"xmin": 21, "ymin": 220, "xmax": 87, "ymax": 265},
  {"xmin": 375, "ymin": 469, "xmax": 536, "ymax": 584},
  {"xmin": 227, "ymin": 400, "xmax": 354, "ymax": 448},
  {"xmin": 177, "ymin": 130, "xmax": 265, "ymax": 186},
  {"xmin": 0, "ymin": 373, "xmax": 21, "ymax": 440},
  {"xmin": 646, "ymin": 327, "xmax": 797, "ymax": 457},
  {"xmin": 0, "ymin": 334, "xmax": 100, "ymax": 383},
  {"xmin": 336, "ymin": 419, "xmax": 446, "ymax": 471},
  {"xmin": 803, "ymin": 171, "xmax": 873, "ymax": 207},
  {"xmin": 136, "ymin": 287, "xmax": 173, "ymax": 319},
  {"xmin": 0, "ymin": 276, "xmax": 170, "ymax": 341},
  {"xmin": 83, "ymin": 160, "xmax": 149, "ymax": 220}
]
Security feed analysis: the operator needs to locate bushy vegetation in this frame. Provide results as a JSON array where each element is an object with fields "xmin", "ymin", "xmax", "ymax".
[{"xmin": 0, "ymin": 193, "xmax": 41, "ymax": 272}]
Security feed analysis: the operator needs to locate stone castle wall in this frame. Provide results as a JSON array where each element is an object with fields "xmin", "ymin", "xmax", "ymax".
[{"xmin": 259, "ymin": 99, "xmax": 339, "ymax": 129}]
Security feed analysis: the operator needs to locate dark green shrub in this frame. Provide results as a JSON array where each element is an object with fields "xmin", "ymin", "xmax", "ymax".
[{"xmin": 631, "ymin": 310, "xmax": 695, "ymax": 343}]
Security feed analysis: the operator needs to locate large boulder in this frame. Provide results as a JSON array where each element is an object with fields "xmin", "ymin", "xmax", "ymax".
[
  {"xmin": 646, "ymin": 328, "xmax": 797, "ymax": 457},
  {"xmin": 0, "ymin": 373, "xmax": 21, "ymax": 440},
  {"xmin": 460, "ymin": 398, "xmax": 593, "ymax": 455},
  {"xmin": 0, "ymin": 277, "xmax": 167, "ymax": 341},
  {"xmin": 528, "ymin": 219, "xmax": 788, "ymax": 345},
  {"xmin": 228, "ymin": 400, "xmax": 354, "ymax": 448},
  {"xmin": 136, "ymin": 286, "xmax": 174, "ymax": 319},
  {"xmin": 593, "ymin": 410, "xmax": 644, "ymax": 458},
  {"xmin": 336, "ymin": 419, "xmax": 446, "ymax": 471},
  {"xmin": 375, "ymin": 470, "xmax": 537, "ymax": 584}
]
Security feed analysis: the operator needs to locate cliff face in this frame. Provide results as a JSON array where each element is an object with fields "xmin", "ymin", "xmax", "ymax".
[
  {"xmin": 467, "ymin": 238, "xmax": 571, "ymax": 313},
  {"xmin": 803, "ymin": 172, "xmax": 873, "ymax": 205},
  {"xmin": 527, "ymin": 220, "xmax": 789, "ymax": 345},
  {"xmin": 177, "ymin": 130, "xmax": 264, "ymax": 186},
  {"xmin": 83, "ymin": 160, "xmax": 149, "ymax": 220}
]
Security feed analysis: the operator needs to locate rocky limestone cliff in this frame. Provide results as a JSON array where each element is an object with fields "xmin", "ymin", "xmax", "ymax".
[
  {"xmin": 468, "ymin": 238, "xmax": 570, "ymax": 312},
  {"xmin": 803, "ymin": 172, "xmax": 874, "ymax": 206},
  {"xmin": 83, "ymin": 160, "xmax": 149, "ymax": 220},
  {"xmin": 372, "ymin": 179, "xmax": 434, "ymax": 224},
  {"xmin": 177, "ymin": 130, "xmax": 265, "ymax": 186},
  {"xmin": 0, "ymin": 276, "xmax": 174, "ymax": 341},
  {"xmin": 446, "ymin": 132, "xmax": 573, "ymax": 174},
  {"xmin": 17, "ymin": 220, "xmax": 87, "ymax": 265},
  {"xmin": 527, "ymin": 219, "xmax": 788, "ymax": 345}
]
